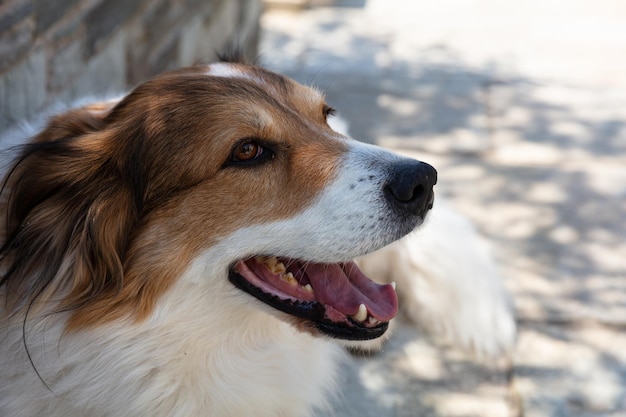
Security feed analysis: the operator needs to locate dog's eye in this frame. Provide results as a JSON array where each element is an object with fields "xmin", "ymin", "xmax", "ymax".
[
  {"xmin": 232, "ymin": 141, "xmax": 264, "ymax": 162},
  {"xmin": 225, "ymin": 139, "xmax": 279, "ymax": 169}
]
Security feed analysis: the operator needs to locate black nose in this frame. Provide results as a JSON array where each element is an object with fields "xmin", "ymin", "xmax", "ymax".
[{"xmin": 384, "ymin": 160, "xmax": 437, "ymax": 217}]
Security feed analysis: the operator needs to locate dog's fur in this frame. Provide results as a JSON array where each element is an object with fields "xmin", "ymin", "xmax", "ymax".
[{"xmin": 0, "ymin": 63, "xmax": 513, "ymax": 417}]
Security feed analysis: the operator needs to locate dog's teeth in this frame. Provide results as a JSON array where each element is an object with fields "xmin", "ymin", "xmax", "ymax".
[
  {"xmin": 352, "ymin": 303, "xmax": 367, "ymax": 322},
  {"xmin": 266, "ymin": 256, "xmax": 278, "ymax": 268},
  {"xmin": 257, "ymin": 256, "xmax": 284, "ymax": 273},
  {"xmin": 282, "ymin": 272, "xmax": 297, "ymax": 285},
  {"xmin": 390, "ymin": 281, "xmax": 396, "ymax": 290},
  {"xmin": 273, "ymin": 262, "xmax": 286, "ymax": 274},
  {"xmin": 303, "ymin": 284, "xmax": 314, "ymax": 293},
  {"xmin": 368, "ymin": 316, "xmax": 380, "ymax": 326}
]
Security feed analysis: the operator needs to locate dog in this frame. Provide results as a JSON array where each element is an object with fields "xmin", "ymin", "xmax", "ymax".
[{"xmin": 1, "ymin": 62, "xmax": 438, "ymax": 417}]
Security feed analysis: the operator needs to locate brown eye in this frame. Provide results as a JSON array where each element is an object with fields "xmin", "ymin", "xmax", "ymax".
[{"xmin": 232, "ymin": 141, "xmax": 263, "ymax": 162}]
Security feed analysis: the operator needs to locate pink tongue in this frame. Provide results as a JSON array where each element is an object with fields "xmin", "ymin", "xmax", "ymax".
[{"xmin": 305, "ymin": 262, "xmax": 398, "ymax": 322}]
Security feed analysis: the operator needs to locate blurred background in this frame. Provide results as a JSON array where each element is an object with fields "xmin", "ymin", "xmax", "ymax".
[
  {"xmin": 258, "ymin": 2, "xmax": 626, "ymax": 416},
  {"xmin": 1, "ymin": 0, "xmax": 625, "ymax": 415}
]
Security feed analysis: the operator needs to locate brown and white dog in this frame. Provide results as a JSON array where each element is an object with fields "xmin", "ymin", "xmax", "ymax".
[{"xmin": 0, "ymin": 62, "xmax": 438, "ymax": 417}]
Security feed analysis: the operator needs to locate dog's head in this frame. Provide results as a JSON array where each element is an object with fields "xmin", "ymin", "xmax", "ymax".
[{"xmin": 0, "ymin": 63, "xmax": 436, "ymax": 341}]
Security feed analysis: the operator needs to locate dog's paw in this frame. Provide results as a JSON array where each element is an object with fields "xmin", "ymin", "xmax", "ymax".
[{"xmin": 357, "ymin": 200, "xmax": 516, "ymax": 357}]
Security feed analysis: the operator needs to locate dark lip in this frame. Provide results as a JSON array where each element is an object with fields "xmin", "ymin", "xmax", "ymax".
[
  {"xmin": 314, "ymin": 320, "xmax": 389, "ymax": 341},
  {"xmin": 228, "ymin": 268, "xmax": 390, "ymax": 341}
]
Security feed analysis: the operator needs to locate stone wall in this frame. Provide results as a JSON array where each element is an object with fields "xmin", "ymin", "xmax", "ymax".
[{"xmin": 0, "ymin": 0, "xmax": 262, "ymax": 134}]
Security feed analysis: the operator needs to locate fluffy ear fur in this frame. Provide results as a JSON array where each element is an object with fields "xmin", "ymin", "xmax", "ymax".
[{"xmin": 0, "ymin": 106, "xmax": 139, "ymax": 319}]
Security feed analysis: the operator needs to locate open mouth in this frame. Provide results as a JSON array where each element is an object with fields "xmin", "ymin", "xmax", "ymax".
[{"xmin": 229, "ymin": 256, "xmax": 398, "ymax": 340}]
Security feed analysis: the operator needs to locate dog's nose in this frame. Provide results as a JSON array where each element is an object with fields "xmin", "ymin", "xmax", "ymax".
[{"xmin": 384, "ymin": 160, "xmax": 437, "ymax": 217}]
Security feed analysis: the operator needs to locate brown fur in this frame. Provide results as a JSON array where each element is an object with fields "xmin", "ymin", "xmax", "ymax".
[{"xmin": 0, "ymin": 64, "xmax": 346, "ymax": 330}]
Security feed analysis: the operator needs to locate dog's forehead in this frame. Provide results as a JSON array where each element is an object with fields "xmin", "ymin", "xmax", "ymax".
[{"xmin": 205, "ymin": 62, "xmax": 325, "ymax": 107}]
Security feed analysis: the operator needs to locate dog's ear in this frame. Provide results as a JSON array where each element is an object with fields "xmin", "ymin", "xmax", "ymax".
[
  {"xmin": 0, "ymin": 106, "xmax": 139, "ymax": 318},
  {"xmin": 30, "ymin": 101, "xmax": 117, "ymax": 143}
]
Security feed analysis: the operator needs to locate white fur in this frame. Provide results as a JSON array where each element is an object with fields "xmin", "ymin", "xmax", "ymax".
[
  {"xmin": 1, "ymin": 284, "xmax": 343, "ymax": 417},
  {"xmin": 205, "ymin": 62, "xmax": 249, "ymax": 79}
]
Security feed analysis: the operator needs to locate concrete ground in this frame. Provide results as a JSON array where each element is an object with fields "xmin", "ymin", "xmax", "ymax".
[{"xmin": 258, "ymin": 1, "xmax": 626, "ymax": 416}]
